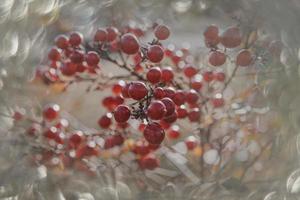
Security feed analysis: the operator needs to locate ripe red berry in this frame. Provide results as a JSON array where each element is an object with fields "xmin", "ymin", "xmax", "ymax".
[
  {"xmin": 177, "ymin": 106, "xmax": 188, "ymax": 118},
  {"xmin": 164, "ymin": 87, "xmax": 176, "ymax": 99},
  {"xmin": 86, "ymin": 51, "xmax": 100, "ymax": 66},
  {"xmin": 203, "ymin": 71, "xmax": 214, "ymax": 82},
  {"xmin": 153, "ymin": 87, "xmax": 166, "ymax": 99},
  {"xmin": 113, "ymin": 105, "xmax": 131, "ymax": 123},
  {"xmin": 146, "ymin": 67, "xmax": 162, "ymax": 84},
  {"xmin": 121, "ymin": 83, "xmax": 130, "ymax": 98},
  {"xmin": 168, "ymin": 128, "xmax": 180, "ymax": 139},
  {"xmin": 60, "ymin": 62, "xmax": 77, "ymax": 76},
  {"xmin": 185, "ymin": 136, "xmax": 198, "ymax": 150},
  {"xmin": 55, "ymin": 35, "xmax": 69, "ymax": 49},
  {"xmin": 154, "ymin": 25, "xmax": 170, "ymax": 40},
  {"xmin": 188, "ymin": 108, "xmax": 200, "ymax": 122},
  {"xmin": 211, "ymin": 97, "xmax": 224, "ymax": 108},
  {"xmin": 69, "ymin": 131, "xmax": 83, "ymax": 148},
  {"xmin": 161, "ymin": 67, "xmax": 174, "ymax": 83},
  {"xmin": 114, "ymin": 95, "xmax": 124, "ymax": 106},
  {"xmin": 112, "ymin": 81, "xmax": 125, "ymax": 95},
  {"xmin": 147, "ymin": 45, "xmax": 164, "ymax": 63},
  {"xmin": 183, "ymin": 65, "xmax": 197, "ymax": 78},
  {"xmin": 147, "ymin": 100, "xmax": 167, "ymax": 120},
  {"xmin": 139, "ymin": 154, "xmax": 159, "ymax": 170},
  {"xmin": 208, "ymin": 50, "xmax": 226, "ymax": 66},
  {"xmin": 70, "ymin": 50, "xmax": 84, "ymax": 63},
  {"xmin": 98, "ymin": 114, "xmax": 112, "ymax": 129},
  {"xmin": 120, "ymin": 33, "xmax": 140, "ymax": 55},
  {"xmin": 236, "ymin": 49, "xmax": 253, "ymax": 66},
  {"xmin": 128, "ymin": 81, "xmax": 148, "ymax": 100},
  {"xmin": 143, "ymin": 122, "xmax": 165, "ymax": 144},
  {"xmin": 106, "ymin": 27, "xmax": 119, "ymax": 42},
  {"xmin": 104, "ymin": 136, "xmax": 115, "ymax": 149},
  {"xmin": 43, "ymin": 104, "xmax": 60, "ymax": 121},
  {"xmin": 191, "ymin": 79, "xmax": 203, "ymax": 91},
  {"xmin": 220, "ymin": 26, "xmax": 242, "ymax": 48},
  {"xmin": 48, "ymin": 48, "xmax": 61, "ymax": 61},
  {"xmin": 102, "ymin": 96, "xmax": 116, "ymax": 111},
  {"xmin": 69, "ymin": 32, "xmax": 83, "ymax": 46},
  {"xmin": 204, "ymin": 24, "xmax": 219, "ymax": 47},
  {"xmin": 133, "ymin": 140, "xmax": 150, "ymax": 156},
  {"xmin": 172, "ymin": 90, "xmax": 186, "ymax": 106},
  {"xmin": 163, "ymin": 111, "xmax": 178, "ymax": 124},
  {"xmin": 186, "ymin": 90, "xmax": 199, "ymax": 105},
  {"xmin": 77, "ymin": 63, "xmax": 87, "ymax": 73},
  {"xmin": 161, "ymin": 97, "xmax": 176, "ymax": 116},
  {"xmin": 94, "ymin": 28, "xmax": 107, "ymax": 42},
  {"xmin": 214, "ymin": 72, "xmax": 225, "ymax": 81}
]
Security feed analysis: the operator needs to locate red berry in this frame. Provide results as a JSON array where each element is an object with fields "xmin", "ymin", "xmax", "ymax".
[
  {"xmin": 44, "ymin": 127, "xmax": 58, "ymax": 140},
  {"xmin": 69, "ymin": 32, "xmax": 83, "ymax": 46},
  {"xmin": 208, "ymin": 50, "xmax": 226, "ymax": 66},
  {"xmin": 94, "ymin": 28, "xmax": 107, "ymax": 42},
  {"xmin": 147, "ymin": 45, "xmax": 164, "ymax": 63},
  {"xmin": 185, "ymin": 136, "xmax": 198, "ymax": 150},
  {"xmin": 86, "ymin": 51, "xmax": 100, "ymax": 66},
  {"xmin": 112, "ymin": 81, "xmax": 125, "ymax": 95},
  {"xmin": 104, "ymin": 136, "xmax": 115, "ymax": 149},
  {"xmin": 143, "ymin": 122, "xmax": 165, "ymax": 145},
  {"xmin": 128, "ymin": 81, "xmax": 148, "ymax": 100},
  {"xmin": 121, "ymin": 83, "xmax": 130, "ymax": 98},
  {"xmin": 133, "ymin": 140, "xmax": 150, "ymax": 156},
  {"xmin": 183, "ymin": 65, "xmax": 197, "ymax": 78},
  {"xmin": 60, "ymin": 62, "xmax": 77, "ymax": 76},
  {"xmin": 203, "ymin": 71, "xmax": 213, "ymax": 82},
  {"xmin": 204, "ymin": 24, "xmax": 219, "ymax": 47},
  {"xmin": 211, "ymin": 97, "xmax": 224, "ymax": 108},
  {"xmin": 147, "ymin": 100, "xmax": 167, "ymax": 120},
  {"xmin": 161, "ymin": 97, "xmax": 176, "ymax": 116},
  {"xmin": 161, "ymin": 67, "xmax": 174, "ymax": 83},
  {"xmin": 146, "ymin": 67, "xmax": 162, "ymax": 84},
  {"xmin": 106, "ymin": 27, "xmax": 119, "ymax": 42},
  {"xmin": 163, "ymin": 111, "xmax": 177, "ymax": 124},
  {"xmin": 177, "ymin": 106, "xmax": 188, "ymax": 118},
  {"xmin": 102, "ymin": 96, "xmax": 116, "ymax": 111},
  {"xmin": 48, "ymin": 48, "xmax": 61, "ymax": 61},
  {"xmin": 120, "ymin": 33, "xmax": 140, "ymax": 55},
  {"xmin": 114, "ymin": 95, "xmax": 124, "ymax": 106},
  {"xmin": 186, "ymin": 90, "xmax": 199, "ymax": 105},
  {"xmin": 98, "ymin": 114, "xmax": 112, "ymax": 129},
  {"xmin": 154, "ymin": 25, "xmax": 170, "ymax": 40},
  {"xmin": 214, "ymin": 72, "xmax": 225, "ymax": 81},
  {"xmin": 114, "ymin": 105, "xmax": 131, "ymax": 123},
  {"xmin": 153, "ymin": 87, "xmax": 165, "ymax": 99},
  {"xmin": 77, "ymin": 63, "xmax": 87, "ymax": 72},
  {"xmin": 69, "ymin": 131, "xmax": 83, "ymax": 148},
  {"xmin": 191, "ymin": 79, "xmax": 203, "ymax": 91},
  {"xmin": 70, "ymin": 50, "xmax": 84, "ymax": 63},
  {"xmin": 236, "ymin": 49, "xmax": 252, "ymax": 66},
  {"xmin": 139, "ymin": 154, "xmax": 159, "ymax": 170},
  {"xmin": 188, "ymin": 108, "xmax": 200, "ymax": 122},
  {"xmin": 164, "ymin": 87, "xmax": 176, "ymax": 99},
  {"xmin": 220, "ymin": 26, "xmax": 242, "ymax": 48},
  {"xmin": 168, "ymin": 129, "xmax": 180, "ymax": 139},
  {"xmin": 172, "ymin": 90, "xmax": 186, "ymax": 106},
  {"xmin": 55, "ymin": 35, "xmax": 69, "ymax": 49},
  {"xmin": 43, "ymin": 104, "xmax": 60, "ymax": 121}
]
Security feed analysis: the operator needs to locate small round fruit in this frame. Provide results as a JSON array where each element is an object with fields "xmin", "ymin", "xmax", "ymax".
[
  {"xmin": 161, "ymin": 67, "xmax": 174, "ymax": 83},
  {"xmin": 153, "ymin": 87, "xmax": 165, "ymax": 99},
  {"xmin": 186, "ymin": 90, "xmax": 199, "ymax": 105},
  {"xmin": 147, "ymin": 100, "xmax": 167, "ymax": 120},
  {"xmin": 139, "ymin": 154, "xmax": 159, "ymax": 170},
  {"xmin": 211, "ymin": 98, "xmax": 224, "ymax": 108},
  {"xmin": 94, "ymin": 28, "xmax": 107, "ymax": 42},
  {"xmin": 146, "ymin": 67, "xmax": 162, "ymax": 84},
  {"xmin": 188, "ymin": 108, "xmax": 200, "ymax": 122},
  {"xmin": 177, "ymin": 106, "xmax": 188, "ymax": 118},
  {"xmin": 69, "ymin": 32, "xmax": 83, "ymax": 46},
  {"xmin": 147, "ymin": 45, "xmax": 164, "ymax": 63},
  {"xmin": 113, "ymin": 105, "xmax": 131, "ymax": 123},
  {"xmin": 172, "ymin": 90, "xmax": 186, "ymax": 106},
  {"xmin": 106, "ymin": 27, "xmax": 119, "ymax": 42},
  {"xmin": 163, "ymin": 111, "xmax": 178, "ymax": 124},
  {"xmin": 164, "ymin": 87, "xmax": 176, "ymax": 99},
  {"xmin": 121, "ymin": 83, "xmax": 130, "ymax": 98},
  {"xmin": 161, "ymin": 97, "xmax": 176, "ymax": 116},
  {"xmin": 70, "ymin": 50, "xmax": 84, "ymax": 63},
  {"xmin": 191, "ymin": 79, "xmax": 203, "ymax": 91},
  {"xmin": 203, "ymin": 71, "xmax": 213, "ymax": 82},
  {"xmin": 204, "ymin": 24, "xmax": 219, "ymax": 47},
  {"xmin": 208, "ymin": 50, "xmax": 226, "ymax": 66},
  {"xmin": 61, "ymin": 62, "xmax": 77, "ymax": 76},
  {"xmin": 43, "ymin": 104, "xmax": 60, "ymax": 121},
  {"xmin": 48, "ymin": 48, "xmax": 61, "ymax": 61},
  {"xmin": 220, "ymin": 26, "xmax": 242, "ymax": 48},
  {"xmin": 98, "ymin": 114, "xmax": 112, "ymax": 129},
  {"xmin": 143, "ymin": 122, "xmax": 165, "ymax": 145},
  {"xmin": 154, "ymin": 25, "xmax": 170, "ymax": 40},
  {"xmin": 128, "ymin": 81, "xmax": 148, "ymax": 100},
  {"xmin": 55, "ymin": 35, "xmax": 69, "ymax": 49},
  {"xmin": 236, "ymin": 49, "xmax": 252, "ymax": 66},
  {"xmin": 120, "ymin": 33, "xmax": 140, "ymax": 55},
  {"xmin": 86, "ymin": 51, "xmax": 100, "ymax": 66},
  {"xmin": 214, "ymin": 72, "xmax": 225, "ymax": 81},
  {"xmin": 183, "ymin": 65, "xmax": 197, "ymax": 78}
]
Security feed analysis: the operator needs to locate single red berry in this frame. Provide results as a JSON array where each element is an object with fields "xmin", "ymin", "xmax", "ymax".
[
  {"xmin": 86, "ymin": 51, "xmax": 100, "ymax": 66},
  {"xmin": 70, "ymin": 50, "xmax": 84, "ymax": 63},
  {"xmin": 183, "ymin": 65, "xmax": 197, "ymax": 78},
  {"xmin": 154, "ymin": 25, "xmax": 170, "ymax": 40},
  {"xmin": 43, "ymin": 126, "xmax": 58, "ymax": 140},
  {"xmin": 177, "ymin": 106, "xmax": 188, "ymax": 118},
  {"xmin": 139, "ymin": 154, "xmax": 159, "ymax": 170},
  {"xmin": 186, "ymin": 90, "xmax": 199, "ymax": 105},
  {"xmin": 168, "ymin": 129, "xmax": 180, "ymax": 139},
  {"xmin": 220, "ymin": 26, "xmax": 242, "ymax": 48},
  {"xmin": 106, "ymin": 27, "xmax": 119, "ymax": 42},
  {"xmin": 163, "ymin": 111, "xmax": 178, "ymax": 124},
  {"xmin": 69, "ymin": 131, "xmax": 83, "ymax": 148},
  {"xmin": 147, "ymin": 100, "xmax": 167, "ymax": 120},
  {"xmin": 114, "ymin": 95, "xmax": 124, "ymax": 106},
  {"xmin": 43, "ymin": 104, "xmax": 60, "ymax": 121},
  {"xmin": 104, "ymin": 136, "xmax": 115, "ymax": 149},
  {"xmin": 128, "ymin": 81, "xmax": 148, "ymax": 100},
  {"xmin": 98, "ymin": 114, "xmax": 112, "ymax": 129},
  {"xmin": 146, "ymin": 67, "xmax": 162, "ymax": 84},
  {"xmin": 69, "ymin": 32, "xmax": 83, "ymax": 46},
  {"xmin": 160, "ymin": 120, "xmax": 171, "ymax": 129},
  {"xmin": 120, "ymin": 33, "xmax": 140, "ymax": 55},
  {"xmin": 204, "ymin": 24, "xmax": 219, "ymax": 47},
  {"xmin": 191, "ymin": 79, "xmax": 203, "ymax": 91},
  {"xmin": 77, "ymin": 63, "xmax": 87, "ymax": 72},
  {"xmin": 102, "ymin": 96, "xmax": 116, "ymax": 111},
  {"xmin": 208, "ymin": 50, "xmax": 226, "ymax": 66},
  {"xmin": 113, "ymin": 105, "xmax": 131, "ymax": 123},
  {"xmin": 60, "ymin": 62, "xmax": 77, "ymax": 76},
  {"xmin": 214, "ymin": 72, "xmax": 225, "ymax": 81},
  {"xmin": 48, "ymin": 47, "xmax": 61, "ymax": 61},
  {"xmin": 133, "ymin": 140, "xmax": 150, "ymax": 156},
  {"xmin": 143, "ymin": 122, "xmax": 165, "ymax": 145},
  {"xmin": 172, "ymin": 90, "xmax": 186, "ymax": 106},
  {"xmin": 163, "ymin": 87, "xmax": 176, "ymax": 99},
  {"xmin": 185, "ymin": 136, "xmax": 198, "ymax": 150},
  {"xmin": 203, "ymin": 71, "xmax": 214, "ymax": 82},
  {"xmin": 188, "ymin": 108, "xmax": 200, "ymax": 122},
  {"xmin": 147, "ymin": 45, "xmax": 164, "ymax": 63},
  {"xmin": 121, "ymin": 83, "xmax": 130, "ymax": 98},
  {"xmin": 55, "ymin": 35, "xmax": 69, "ymax": 49},
  {"xmin": 112, "ymin": 81, "xmax": 125, "ymax": 95},
  {"xmin": 236, "ymin": 49, "xmax": 253, "ymax": 66},
  {"xmin": 161, "ymin": 67, "xmax": 174, "ymax": 82},
  {"xmin": 153, "ymin": 87, "xmax": 165, "ymax": 99},
  {"xmin": 94, "ymin": 28, "xmax": 107, "ymax": 42},
  {"xmin": 211, "ymin": 97, "xmax": 224, "ymax": 108},
  {"xmin": 161, "ymin": 97, "xmax": 176, "ymax": 116}
]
